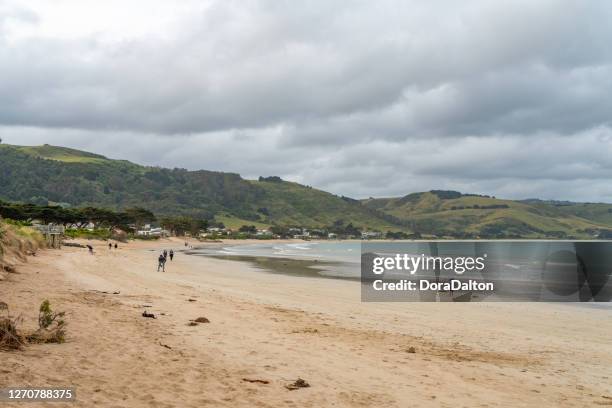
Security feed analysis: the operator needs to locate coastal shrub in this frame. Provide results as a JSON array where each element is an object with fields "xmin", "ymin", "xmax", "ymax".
[
  {"xmin": 2, "ymin": 219, "xmax": 33, "ymax": 227},
  {"xmin": 128, "ymin": 233, "xmax": 160, "ymax": 241},
  {"xmin": 65, "ymin": 228, "xmax": 111, "ymax": 240},
  {"xmin": 28, "ymin": 300, "xmax": 66, "ymax": 344},
  {"xmin": 0, "ymin": 299, "xmax": 69, "ymax": 350},
  {"xmin": 38, "ymin": 300, "xmax": 64, "ymax": 329}
]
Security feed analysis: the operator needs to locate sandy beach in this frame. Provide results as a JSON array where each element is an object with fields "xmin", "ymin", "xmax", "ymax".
[{"xmin": 1, "ymin": 238, "xmax": 611, "ymax": 407}]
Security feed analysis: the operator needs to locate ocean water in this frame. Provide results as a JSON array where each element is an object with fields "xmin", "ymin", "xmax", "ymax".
[
  {"xmin": 188, "ymin": 241, "xmax": 361, "ymax": 279},
  {"xmin": 187, "ymin": 241, "xmax": 612, "ymax": 305},
  {"xmin": 217, "ymin": 241, "xmax": 360, "ymax": 262}
]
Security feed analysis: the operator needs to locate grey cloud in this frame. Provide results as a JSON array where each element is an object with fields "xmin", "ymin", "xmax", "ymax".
[
  {"xmin": 1, "ymin": 1, "xmax": 611, "ymax": 136},
  {"xmin": 4, "ymin": 125, "xmax": 612, "ymax": 203},
  {"xmin": 1, "ymin": 1, "xmax": 612, "ymax": 202}
]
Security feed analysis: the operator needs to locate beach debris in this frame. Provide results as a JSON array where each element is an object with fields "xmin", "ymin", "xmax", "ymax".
[
  {"xmin": 285, "ymin": 378, "xmax": 310, "ymax": 391},
  {"xmin": 0, "ymin": 302, "xmax": 8, "ymax": 315},
  {"xmin": 3, "ymin": 265, "xmax": 16, "ymax": 273},
  {"xmin": 63, "ymin": 242, "xmax": 86, "ymax": 248},
  {"xmin": 187, "ymin": 321, "xmax": 199, "ymax": 326},
  {"xmin": 0, "ymin": 316, "xmax": 24, "ymax": 350},
  {"xmin": 407, "ymin": 346, "xmax": 416, "ymax": 354},
  {"xmin": 188, "ymin": 299, "xmax": 197, "ymax": 302},
  {"xmin": 292, "ymin": 328, "xmax": 318, "ymax": 334},
  {"xmin": 142, "ymin": 311, "xmax": 156, "ymax": 319},
  {"xmin": 159, "ymin": 342, "xmax": 172, "ymax": 350},
  {"xmin": 194, "ymin": 317, "xmax": 210, "ymax": 324},
  {"xmin": 92, "ymin": 290, "xmax": 121, "ymax": 295},
  {"xmin": 242, "ymin": 378, "xmax": 270, "ymax": 385}
]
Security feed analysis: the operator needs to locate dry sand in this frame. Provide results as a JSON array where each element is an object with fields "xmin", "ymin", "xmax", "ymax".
[{"xmin": 1, "ymin": 238, "xmax": 611, "ymax": 407}]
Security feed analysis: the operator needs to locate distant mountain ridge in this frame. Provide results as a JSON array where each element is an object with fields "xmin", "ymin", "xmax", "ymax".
[
  {"xmin": 2, "ymin": 143, "xmax": 612, "ymax": 238},
  {"xmin": 362, "ymin": 191, "xmax": 612, "ymax": 238}
]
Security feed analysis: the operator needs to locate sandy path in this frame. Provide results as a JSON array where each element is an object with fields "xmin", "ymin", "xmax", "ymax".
[{"xmin": 1, "ymin": 239, "xmax": 611, "ymax": 407}]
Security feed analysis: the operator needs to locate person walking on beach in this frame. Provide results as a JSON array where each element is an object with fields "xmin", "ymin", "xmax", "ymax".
[
  {"xmin": 114, "ymin": 243, "xmax": 118, "ymax": 249},
  {"xmin": 163, "ymin": 249, "xmax": 168, "ymax": 259},
  {"xmin": 169, "ymin": 250, "xmax": 174, "ymax": 261},
  {"xmin": 109, "ymin": 242, "xmax": 112, "ymax": 250},
  {"xmin": 157, "ymin": 253, "xmax": 166, "ymax": 272}
]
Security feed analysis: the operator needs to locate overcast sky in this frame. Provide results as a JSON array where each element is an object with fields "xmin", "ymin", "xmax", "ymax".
[{"xmin": 1, "ymin": 1, "xmax": 612, "ymax": 201}]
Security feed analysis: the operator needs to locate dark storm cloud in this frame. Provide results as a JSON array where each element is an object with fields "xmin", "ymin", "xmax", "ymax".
[{"xmin": 1, "ymin": 1, "xmax": 612, "ymax": 201}]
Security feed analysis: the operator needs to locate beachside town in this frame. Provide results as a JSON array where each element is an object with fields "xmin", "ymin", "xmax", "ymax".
[
  {"xmin": 0, "ymin": 200, "xmax": 410, "ymax": 245},
  {"xmin": 136, "ymin": 224, "xmax": 384, "ymax": 240}
]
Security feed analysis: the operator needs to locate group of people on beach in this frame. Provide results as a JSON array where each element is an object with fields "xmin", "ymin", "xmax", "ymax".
[
  {"xmin": 157, "ymin": 249, "xmax": 174, "ymax": 272},
  {"xmin": 85, "ymin": 242, "xmax": 118, "ymax": 254}
]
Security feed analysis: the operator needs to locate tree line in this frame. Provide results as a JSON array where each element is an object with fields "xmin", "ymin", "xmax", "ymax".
[
  {"xmin": 0, "ymin": 200, "xmax": 210, "ymax": 236},
  {"xmin": 0, "ymin": 201, "xmax": 156, "ymax": 229}
]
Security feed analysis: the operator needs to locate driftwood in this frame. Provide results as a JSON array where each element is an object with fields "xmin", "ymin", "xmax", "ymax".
[
  {"xmin": 242, "ymin": 378, "xmax": 270, "ymax": 385},
  {"xmin": 63, "ymin": 242, "xmax": 86, "ymax": 248}
]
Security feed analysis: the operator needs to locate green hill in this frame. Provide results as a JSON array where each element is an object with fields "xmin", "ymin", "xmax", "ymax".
[
  {"xmin": 0, "ymin": 144, "xmax": 397, "ymax": 231},
  {"xmin": 362, "ymin": 190, "xmax": 612, "ymax": 239},
  {"xmin": 2, "ymin": 144, "xmax": 612, "ymax": 238}
]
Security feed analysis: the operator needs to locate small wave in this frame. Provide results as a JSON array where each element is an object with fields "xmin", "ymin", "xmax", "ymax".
[
  {"xmin": 503, "ymin": 263, "xmax": 521, "ymax": 270},
  {"xmin": 285, "ymin": 243, "xmax": 313, "ymax": 250}
]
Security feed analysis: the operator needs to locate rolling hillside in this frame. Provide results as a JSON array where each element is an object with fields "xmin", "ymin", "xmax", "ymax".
[
  {"xmin": 2, "ymin": 144, "xmax": 612, "ymax": 238},
  {"xmin": 0, "ymin": 144, "xmax": 397, "ymax": 230},
  {"xmin": 362, "ymin": 191, "xmax": 612, "ymax": 239}
]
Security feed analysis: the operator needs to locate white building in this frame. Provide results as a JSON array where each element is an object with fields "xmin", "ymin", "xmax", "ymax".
[{"xmin": 137, "ymin": 227, "xmax": 169, "ymax": 237}]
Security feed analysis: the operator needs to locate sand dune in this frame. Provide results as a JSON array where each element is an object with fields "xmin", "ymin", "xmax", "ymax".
[{"xmin": 1, "ymin": 238, "xmax": 611, "ymax": 407}]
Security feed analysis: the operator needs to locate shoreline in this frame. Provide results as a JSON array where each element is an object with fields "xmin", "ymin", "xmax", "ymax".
[
  {"xmin": 1, "ymin": 238, "xmax": 611, "ymax": 407},
  {"xmin": 186, "ymin": 240, "xmax": 359, "ymax": 281}
]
